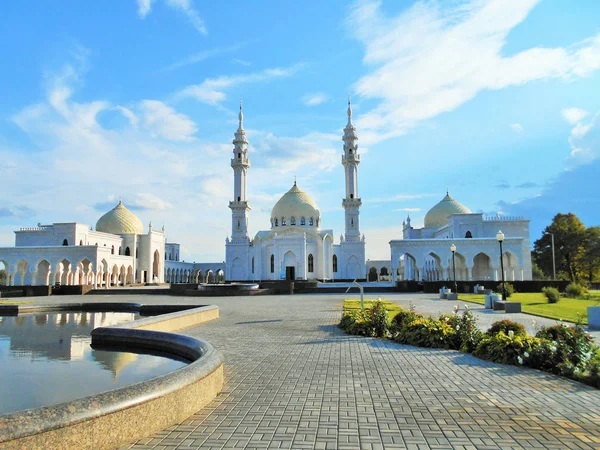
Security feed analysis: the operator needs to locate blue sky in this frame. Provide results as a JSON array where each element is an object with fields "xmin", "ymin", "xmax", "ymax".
[{"xmin": 1, "ymin": 0, "xmax": 599, "ymax": 262}]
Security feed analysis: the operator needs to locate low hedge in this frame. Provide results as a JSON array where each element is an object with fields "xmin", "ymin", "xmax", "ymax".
[{"xmin": 339, "ymin": 302, "xmax": 599, "ymax": 389}]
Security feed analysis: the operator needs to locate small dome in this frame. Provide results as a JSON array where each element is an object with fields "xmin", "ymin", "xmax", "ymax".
[
  {"xmin": 271, "ymin": 183, "xmax": 320, "ymax": 228},
  {"xmin": 96, "ymin": 200, "xmax": 144, "ymax": 235},
  {"xmin": 424, "ymin": 193, "xmax": 471, "ymax": 228}
]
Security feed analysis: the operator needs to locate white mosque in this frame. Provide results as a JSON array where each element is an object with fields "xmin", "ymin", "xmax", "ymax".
[
  {"xmin": 0, "ymin": 100, "xmax": 533, "ymax": 288},
  {"xmin": 225, "ymin": 101, "xmax": 366, "ymax": 281},
  {"xmin": 389, "ymin": 192, "xmax": 533, "ymax": 283}
]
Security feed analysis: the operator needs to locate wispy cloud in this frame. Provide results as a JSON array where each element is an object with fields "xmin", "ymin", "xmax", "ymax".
[
  {"xmin": 565, "ymin": 110, "xmax": 599, "ymax": 169},
  {"xmin": 302, "ymin": 92, "xmax": 329, "ymax": 106},
  {"xmin": 516, "ymin": 182, "xmax": 539, "ymax": 188},
  {"xmin": 371, "ymin": 193, "xmax": 437, "ymax": 203},
  {"xmin": 136, "ymin": 0, "xmax": 206, "ymax": 35},
  {"xmin": 162, "ymin": 42, "xmax": 247, "ymax": 72},
  {"xmin": 562, "ymin": 107, "xmax": 589, "ymax": 125},
  {"xmin": 393, "ymin": 207, "xmax": 422, "ymax": 212},
  {"xmin": 138, "ymin": 100, "xmax": 197, "ymax": 141},
  {"xmin": 348, "ymin": 0, "xmax": 600, "ymax": 145},
  {"xmin": 495, "ymin": 180, "xmax": 510, "ymax": 189},
  {"xmin": 177, "ymin": 64, "xmax": 303, "ymax": 106},
  {"xmin": 231, "ymin": 58, "xmax": 251, "ymax": 67},
  {"xmin": 510, "ymin": 123, "xmax": 524, "ymax": 133},
  {"xmin": 137, "ymin": 0, "xmax": 152, "ymax": 18}
]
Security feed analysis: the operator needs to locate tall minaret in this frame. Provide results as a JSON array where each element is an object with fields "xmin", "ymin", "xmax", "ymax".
[
  {"xmin": 342, "ymin": 97, "xmax": 362, "ymax": 241},
  {"xmin": 229, "ymin": 101, "xmax": 251, "ymax": 241}
]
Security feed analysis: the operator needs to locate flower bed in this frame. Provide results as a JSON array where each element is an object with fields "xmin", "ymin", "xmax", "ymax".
[{"xmin": 339, "ymin": 300, "xmax": 600, "ymax": 388}]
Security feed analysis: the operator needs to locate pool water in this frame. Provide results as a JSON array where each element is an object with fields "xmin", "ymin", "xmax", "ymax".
[{"xmin": 0, "ymin": 312, "xmax": 188, "ymax": 415}]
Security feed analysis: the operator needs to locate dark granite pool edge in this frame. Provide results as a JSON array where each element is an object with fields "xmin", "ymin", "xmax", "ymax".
[{"xmin": 0, "ymin": 303, "xmax": 223, "ymax": 450}]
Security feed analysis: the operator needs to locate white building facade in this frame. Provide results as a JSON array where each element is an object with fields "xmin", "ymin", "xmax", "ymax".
[
  {"xmin": 0, "ymin": 201, "xmax": 166, "ymax": 287},
  {"xmin": 390, "ymin": 193, "xmax": 533, "ymax": 283},
  {"xmin": 225, "ymin": 101, "xmax": 366, "ymax": 281}
]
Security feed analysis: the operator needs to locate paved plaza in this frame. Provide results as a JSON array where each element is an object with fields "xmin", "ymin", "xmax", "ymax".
[{"xmin": 19, "ymin": 292, "xmax": 600, "ymax": 449}]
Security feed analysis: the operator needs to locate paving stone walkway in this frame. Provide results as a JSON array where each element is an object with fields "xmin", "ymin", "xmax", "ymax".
[{"xmin": 113, "ymin": 293, "xmax": 600, "ymax": 450}]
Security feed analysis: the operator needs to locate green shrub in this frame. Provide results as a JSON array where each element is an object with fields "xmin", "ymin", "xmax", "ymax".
[
  {"xmin": 584, "ymin": 349, "xmax": 600, "ymax": 388},
  {"xmin": 473, "ymin": 331, "xmax": 542, "ymax": 366},
  {"xmin": 535, "ymin": 323, "xmax": 595, "ymax": 371},
  {"xmin": 389, "ymin": 308, "xmax": 417, "ymax": 335},
  {"xmin": 486, "ymin": 320, "xmax": 526, "ymax": 337},
  {"xmin": 564, "ymin": 282, "xmax": 588, "ymax": 298},
  {"xmin": 338, "ymin": 299, "xmax": 389, "ymax": 338},
  {"xmin": 542, "ymin": 286, "xmax": 560, "ymax": 303},
  {"xmin": 444, "ymin": 308, "xmax": 483, "ymax": 352},
  {"xmin": 395, "ymin": 317, "xmax": 456, "ymax": 349},
  {"xmin": 502, "ymin": 282, "xmax": 515, "ymax": 298}
]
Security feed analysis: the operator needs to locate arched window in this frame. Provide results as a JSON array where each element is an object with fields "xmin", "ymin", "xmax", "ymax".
[
  {"xmin": 79, "ymin": 240, "xmax": 83, "ymax": 246},
  {"xmin": 238, "ymin": 152, "xmax": 241, "ymax": 159},
  {"xmin": 111, "ymin": 245, "xmax": 115, "ymax": 255},
  {"xmin": 95, "ymin": 242, "xmax": 98, "ymax": 246},
  {"xmin": 308, "ymin": 254, "xmax": 314, "ymax": 273},
  {"xmin": 333, "ymin": 255, "xmax": 338, "ymax": 273},
  {"xmin": 270, "ymin": 254, "xmax": 275, "ymax": 273},
  {"xmin": 380, "ymin": 267, "xmax": 389, "ymax": 276},
  {"xmin": 62, "ymin": 239, "xmax": 68, "ymax": 246},
  {"xmin": 237, "ymin": 196, "xmax": 240, "ymax": 201},
  {"xmin": 351, "ymin": 218, "xmax": 354, "ymax": 228},
  {"xmin": 350, "ymin": 193, "xmax": 354, "ymax": 199},
  {"xmin": 300, "ymin": 217, "xmax": 305, "ymax": 225},
  {"xmin": 290, "ymin": 217, "xmax": 296, "ymax": 225},
  {"xmin": 118, "ymin": 246, "xmax": 122, "ymax": 255},
  {"xmin": 465, "ymin": 231, "xmax": 473, "ymax": 238},
  {"xmin": 125, "ymin": 247, "xmax": 131, "ymax": 256},
  {"xmin": 251, "ymin": 257, "xmax": 255, "ymax": 273},
  {"xmin": 316, "ymin": 219, "xmax": 319, "ymax": 227},
  {"xmin": 282, "ymin": 217, "xmax": 286, "ymax": 226},
  {"xmin": 275, "ymin": 218, "xmax": 278, "ymax": 226},
  {"xmin": 349, "ymin": 149, "xmax": 353, "ymax": 154},
  {"xmin": 136, "ymin": 248, "xmax": 139, "ymax": 258},
  {"xmin": 237, "ymin": 220, "xmax": 241, "ymax": 230},
  {"xmin": 309, "ymin": 217, "xmax": 314, "ymax": 226}
]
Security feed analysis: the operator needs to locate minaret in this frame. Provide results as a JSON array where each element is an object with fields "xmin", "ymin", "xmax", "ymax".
[
  {"xmin": 229, "ymin": 101, "xmax": 251, "ymax": 241},
  {"xmin": 342, "ymin": 97, "xmax": 362, "ymax": 241}
]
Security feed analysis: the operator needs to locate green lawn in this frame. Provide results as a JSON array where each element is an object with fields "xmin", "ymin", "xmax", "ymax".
[
  {"xmin": 343, "ymin": 299, "xmax": 402, "ymax": 320},
  {"xmin": 458, "ymin": 291, "xmax": 600, "ymax": 324}
]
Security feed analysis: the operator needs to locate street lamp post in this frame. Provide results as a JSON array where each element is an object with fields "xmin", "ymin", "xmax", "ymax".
[
  {"xmin": 450, "ymin": 244, "xmax": 457, "ymax": 294},
  {"xmin": 496, "ymin": 230, "xmax": 506, "ymax": 301},
  {"xmin": 545, "ymin": 232, "xmax": 556, "ymax": 280}
]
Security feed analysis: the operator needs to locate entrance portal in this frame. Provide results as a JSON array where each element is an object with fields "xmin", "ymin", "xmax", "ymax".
[{"xmin": 286, "ymin": 266, "xmax": 295, "ymax": 280}]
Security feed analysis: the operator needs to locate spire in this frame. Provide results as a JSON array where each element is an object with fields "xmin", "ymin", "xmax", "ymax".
[
  {"xmin": 347, "ymin": 94, "xmax": 352, "ymax": 125},
  {"xmin": 294, "ymin": 175, "xmax": 297, "ymax": 186},
  {"xmin": 238, "ymin": 99, "xmax": 244, "ymax": 130}
]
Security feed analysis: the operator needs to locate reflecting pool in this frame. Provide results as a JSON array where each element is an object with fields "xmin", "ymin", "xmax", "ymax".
[{"xmin": 0, "ymin": 312, "xmax": 188, "ymax": 415}]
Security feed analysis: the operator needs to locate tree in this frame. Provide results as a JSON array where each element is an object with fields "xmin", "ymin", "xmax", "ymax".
[
  {"xmin": 0, "ymin": 269, "xmax": 5, "ymax": 285},
  {"xmin": 580, "ymin": 226, "xmax": 600, "ymax": 282},
  {"xmin": 533, "ymin": 213, "xmax": 587, "ymax": 281},
  {"xmin": 531, "ymin": 261, "xmax": 547, "ymax": 280}
]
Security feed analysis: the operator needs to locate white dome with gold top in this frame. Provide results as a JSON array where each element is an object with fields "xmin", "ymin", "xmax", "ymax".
[
  {"xmin": 423, "ymin": 192, "xmax": 471, "ymax": 228},
  {"xmin": 271, "ymin": 182, "xmax": 320, "ymax": 228},
  {"xmin": 96, "ymin": 200, "xmax": 144, "ymax": 235}
]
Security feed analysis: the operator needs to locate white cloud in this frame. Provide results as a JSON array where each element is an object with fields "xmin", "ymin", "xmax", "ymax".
[
  {"xmin": 348, "ymin": 0, "xmax": 600, "ymax": 145},
  {"xmin": 165, "ymin": 0, "xmax": 206, "ymax": 34},
  {"xmin": 562, "ymin": 107, "xmax": 589, "ymax": 125},
  {"xmin": 566, "ymin": 111, "xmax": 599, "ymax": 169},
  {"xmin": 393, "ymin": 207, "xmax": 422, "ymax": 212},
  {"xmin": 371, "ymin": 193, "xmax": 436, "ymax": 203},
  {"xmin": 131, "ymin": 193, "xmax": 174, "ymax": 210},
  {"xmin": 137, "ymin": 0, "xmax": 152, "ymax": 18},
  {"xmin": 136, "ymin": 0, "xmax": 206, "ymax": 34},
  {"xmin": 303, "ymin": 93, "xmax": 329, "ymax": 106},
  {"xmin": 177, "ymin": 64, "xmax": 302, "ymax": 106},
  {"xmin": 162, "ymin": 42, "xmax": 247, "ymax": 72},
  {"xmin": 138, "ymin": 100, "xmax": 197, "ymax": 141},
  {"xmin": 510, "ymin": 123, "xmax": 524, "ymax": 133}
]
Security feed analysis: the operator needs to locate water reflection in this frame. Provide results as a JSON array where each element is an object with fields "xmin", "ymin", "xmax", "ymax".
[{"xmin": 0, "ymin": 312, "xmax": 187, "ymax": 415}]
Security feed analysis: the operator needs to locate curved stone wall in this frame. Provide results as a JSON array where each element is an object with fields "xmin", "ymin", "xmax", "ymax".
[{"xmin": 0, "ymin": 303, "xmax": 223, "ymax": 450}]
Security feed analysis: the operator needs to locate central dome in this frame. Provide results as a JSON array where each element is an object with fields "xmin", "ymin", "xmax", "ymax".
[
  {"xmin": 271, "ymin": 183, "xmax": 320, "ymax": 228},
  {"xmin": 96, "ymin": 200, "xmax": 144, "ymax": 235},
  {"xmin": 424, "ymin": 193, "xmax": 471, "ymax": 228}
]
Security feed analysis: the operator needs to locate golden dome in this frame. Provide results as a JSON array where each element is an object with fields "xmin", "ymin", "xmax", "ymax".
[
  {"xmin": 96, "ymin": 200, "xmax": 144, "ymax": 235},
  {"xmin": 271, "ymin": 183, "xmax": 320, "ymax": 227},
  {"xmin": 424, "ymin": 193, "xmax": 471, "ymax": 228}
]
